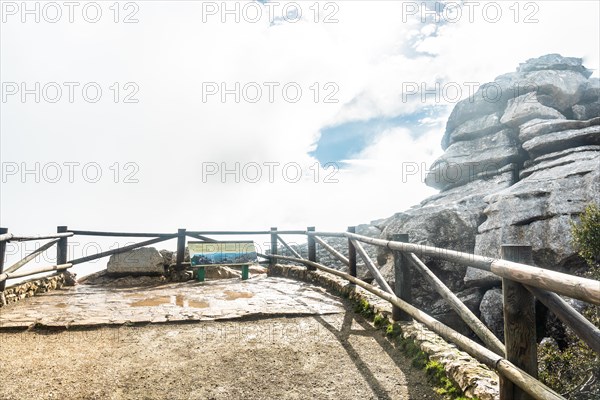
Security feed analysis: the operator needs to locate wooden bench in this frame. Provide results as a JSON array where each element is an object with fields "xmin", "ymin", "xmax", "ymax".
[{"xmin": 188, "ymin": 241, "xmax": 257, "ymax": 281}]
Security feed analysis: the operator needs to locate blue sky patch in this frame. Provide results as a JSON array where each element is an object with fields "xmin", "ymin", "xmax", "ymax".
[{"xmin": 310, "ymin": 107, "xmax": 443, "ymax": 165}]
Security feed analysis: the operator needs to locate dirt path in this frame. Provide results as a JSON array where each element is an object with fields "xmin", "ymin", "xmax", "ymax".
[{"xmin": 0, "ymin": 310, "xmax": 441, "ymax": 399}]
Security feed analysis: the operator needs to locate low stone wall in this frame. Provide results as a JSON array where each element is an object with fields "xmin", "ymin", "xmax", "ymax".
[
  {"xmin": 269, "ymin": 263, "xmax": 499, "ymax": 400},
  {"xmin": 0, "ymin": 273, "xmax": 69, "ymax": 308}
]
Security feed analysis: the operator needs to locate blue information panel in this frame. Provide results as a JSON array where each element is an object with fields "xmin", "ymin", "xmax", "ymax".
[{"xmin": 189, "ymin": 241, "xmax": 257, "ymax": 267}]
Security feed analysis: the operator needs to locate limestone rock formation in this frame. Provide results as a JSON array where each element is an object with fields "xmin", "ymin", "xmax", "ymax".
[{"xmin": 369, "ymin": 54, "xmax": 598, "ymax": 336}]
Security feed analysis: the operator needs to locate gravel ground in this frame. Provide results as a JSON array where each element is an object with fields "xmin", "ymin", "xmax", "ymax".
[{"xmin": 0, "ymin": 309, "xmax": 442, "ymax": 400}]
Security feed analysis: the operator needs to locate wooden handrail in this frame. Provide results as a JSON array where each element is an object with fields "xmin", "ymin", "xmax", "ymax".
[
  {"xmin": 68, "ymin": 230, "xmax": 174, "ymax": 237},
  {"xmin": 187, "ymin": 230, "xmax": 306, "ymax": 235},
  {"xmin": 263, "ymin": 253, "xmax": 565, "ymax": 400},
  {"xmin": 186, "ymin": 232, "xmax": 217, "ymax": 242},
  {"xmin": 3, "ymin": 232, "xmax": 74, "ymax": 242},
  {"xmin": 308, "ymin": 231, "xmax": 600, "ymax": 305},
  {"xmin": 0, "ymin": 263, "xmax": 72, "ymax": 282},
  {"xmin": 1, "ymin": 225, "xmax": 595, "ymax": 400}
]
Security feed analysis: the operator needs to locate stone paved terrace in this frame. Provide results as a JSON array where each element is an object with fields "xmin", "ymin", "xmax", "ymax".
[{"xmin": 0, "ymin": 275, "xmax": 345, "ymax": 329}]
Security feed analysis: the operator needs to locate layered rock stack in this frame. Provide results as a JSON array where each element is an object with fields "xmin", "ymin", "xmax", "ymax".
[{"xmin": 370, "ymin": 54, "xmax": 599, "ymax": 338}]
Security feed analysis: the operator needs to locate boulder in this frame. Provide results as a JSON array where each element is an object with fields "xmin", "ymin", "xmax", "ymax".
[
  {"xmin": 522, "ymin": 124, "xmax": 600, "ymax": 158},
  {"xmin": 580, "ymin": 77, "xmax": 600, "ymax": 102},
  {"xmin": 425, "ymin": 129, "xmax": 520, "ymax": 191},
  {"xmin": 63, "ymin": 271, "xmax": 77, "ymax": 286},
  {"xmin": 479, "ymin": 288, "xmax": 504, "ymax": 340},
  {"xmin": 107, "ymin": 247, "xmax": 166, "ymax": 276},
  {"xmin": 441, "ymin": 112, "xmax": 504, "ymax": 150},
  {"xmin": 379, "ymin": 171, "xmax": 513, "ymax": 309},
  {"xmin": 500, "ymin": 92, "xmax": 565, "ymax": 127},
  {"xmin": 159, "ymin": 249, "xmax": 174, "ymax": 266},
  {"xmin": 516, "ymin": 54, "xmax": 592, "ymax": 78},
  {"xmin": 510, "ymin": 69, "xmax": 588, "ymax": 112},
  {"xmin": 572, "ymin": 102, "xmax": 600, "ymax": 120},
  {"xmin": 445, "ymin": 55, "xmax": 588, "ymax": 134},
  {"xmin": 518, "ymin": 117, "xmax": 599, "ymax": 143},
  {"xmin": 429, "ymin": 287, "xmax": 485, "ymax": 336},
  {"xmin": 575, "ymin": 77, "xmax": 599, "ymax": 121},
  {"xmin": 464, "ymin": 267, "xmax": 501, "ymax": 289},
  {"xmin": 169, "ymin": 247, "xmax": 190, "ymax": 265},
  {"xmin": 475, "ymin": 149, "xmax": 600, "ymax": 270},
  {"xmin": 445, "ymin": 79, "xmax": 519, "ymax": 134},
  {"xmin": 520, "ymin": 145, "xmax": 600, "ymax": 179}
]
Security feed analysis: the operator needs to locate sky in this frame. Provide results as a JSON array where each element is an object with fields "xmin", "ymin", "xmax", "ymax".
[{"xmin": 1, "ymin": 0, "xmax": 599, "ymax": 276}]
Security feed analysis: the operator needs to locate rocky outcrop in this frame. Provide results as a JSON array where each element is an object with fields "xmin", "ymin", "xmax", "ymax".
[
  {"xmin": 425, "ymin": 129, "xmax": 519, "ymax": 190},
  {"xmin": 374, "ymin": 170, "xmax": 514, "ymax": 331},
  {"xmin": 107, "ymin": 247, "xmax": 166, "ymax": 276},
  {"xmin": 373, "ymin": 54, "xmax": 598, "ymax": 338},
  {"xmin": 475, "ymin": 146, "xmax": 600, "ymax": 269}
]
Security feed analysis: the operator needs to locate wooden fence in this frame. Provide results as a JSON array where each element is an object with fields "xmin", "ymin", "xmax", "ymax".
[{"xmin": 1, "ymin": 226, "xmax": 599, "ymax": 400}]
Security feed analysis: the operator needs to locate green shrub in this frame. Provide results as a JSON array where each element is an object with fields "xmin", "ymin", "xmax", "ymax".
[
  {"xmin": 425, "ymin": 360, "xmax": 463, "ymax": 397},
  {"xmin": 538, "ymin": 203, "xmax": 600, "ymax": 398},
  {"xmin": 385, "ymin": 323, "xmax": 401, "ymax": 339},
  {"xmin": 373, "ymin": 313, "xmax": 386, "ymax": 329},
  {"xmin": 355, "ymin": 298, "xmax": 374, "ymax": 318},
  {"xmin": 571, "ymin": 203, "xmax": 600, "ymax": 273}
]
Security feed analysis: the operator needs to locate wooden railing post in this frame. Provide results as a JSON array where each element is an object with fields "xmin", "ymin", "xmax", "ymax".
[
  {"xmin": 175, "ymin": 228, "xmax": 186, "ymax": 270},
  {"xmin": 501, "ymin": 245, "xmax": 537, "ymax": 400},
  {"xmin": 391, "ymin": 233, "xmax": 412, "ymax": 321},
  {"xmin": 0, "ymin": 227, "xmax": 8, "ymax": 291},
  {"xmin": 307, "ymin": 226, "xmax": 316, "ymax": 270},
  {"xmin": 56, "ymin": 226, "xmax": 68, "ymax": 265},
  {"xmin": 270, "ymin": 227, "xmax": 278, "ymax": 267},
  {"xmin": 347, "ymin": 226, "xmax": 357, "ymax": 277}
]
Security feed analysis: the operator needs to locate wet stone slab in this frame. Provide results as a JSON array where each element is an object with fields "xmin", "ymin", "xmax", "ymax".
[{"xmin": 0, "ymin": 276, "xmax": 345, "ymax": 329}]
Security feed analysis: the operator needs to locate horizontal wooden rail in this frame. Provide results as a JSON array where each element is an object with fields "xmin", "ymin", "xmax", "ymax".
[
  {"xmin": 69, "ymin": 235, "xmax": 176, "ymax": 265},
  {"xmin": 68, "ymin": 230, "xmax": 174, "ymax": 238},
  {"xmin": 0, "ymin": 263, "xmax": 72, "ymax": 282},
  {"xmin": 2, "ymin": 232, "xmax": 74, "ymax": 242},
  {"xmin": 188, "ymin": 230, "xmax": 306, "ymax": 236},
  {"xmin": 308, "ymin": 231, "xmax": 600, "ymax": 305},
  {"xmin": 262, "ymin": 253, "xmax": 564, "ymax": 400},
  {"xmin": 308, "ymin": 231, "xmax": 345, "ymax": 238},
  {"xmin": 186, "ymin": 233, "xmax": 217, "ymax": 243}
]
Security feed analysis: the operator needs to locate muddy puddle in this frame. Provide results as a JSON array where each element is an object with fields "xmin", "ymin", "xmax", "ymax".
[
  {"xmin": 223, "ymin": 291, "xmax": 254, "ymax": 301},
  {"xmin": 129, "ymin": 294, "xmax": 208, "ymax": 308}
]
